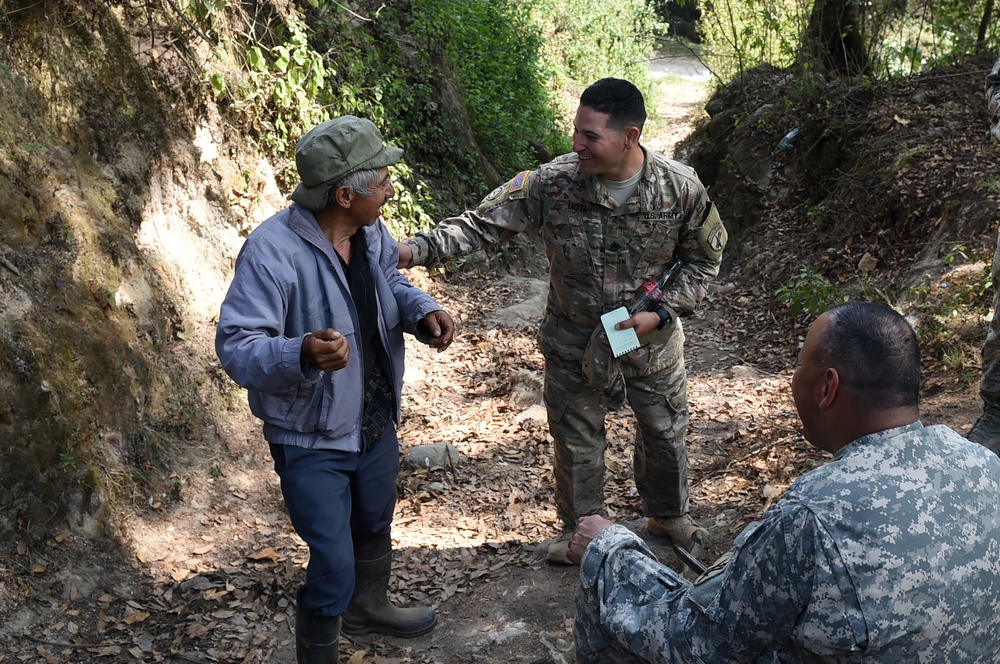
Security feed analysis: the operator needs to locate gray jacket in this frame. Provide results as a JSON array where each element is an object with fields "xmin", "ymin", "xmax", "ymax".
[{"xmin": 215, "ymin": 204, "xmax": 440, "ymax": 451}]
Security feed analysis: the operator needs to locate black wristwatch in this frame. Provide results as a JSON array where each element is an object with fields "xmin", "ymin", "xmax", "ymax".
[{"xmin": 654, "ymin": 305, "xmax": 673, "ymax": 330}]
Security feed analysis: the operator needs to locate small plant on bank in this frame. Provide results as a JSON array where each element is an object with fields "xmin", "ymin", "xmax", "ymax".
[
  {"xmin": 60, "ymin": 452, "xmax": 77, "ymax": 473},
  {"xmin": 907, "ymin": 251, "xmax": 993, "ymax": 381},
  {"xmin": 775, "ymin": 266, "xmax": 842, "ymax": 317}
]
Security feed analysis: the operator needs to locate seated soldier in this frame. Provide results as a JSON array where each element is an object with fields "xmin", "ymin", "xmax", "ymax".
[{"xmin": 568, "ymin": 301, "xmax": 1000, "ymax": 663}]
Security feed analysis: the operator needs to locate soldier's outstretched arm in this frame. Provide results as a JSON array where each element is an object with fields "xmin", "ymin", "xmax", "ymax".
[{"xmin": 401, "ymin": 170, "xmax": 543, "ymax": 269}]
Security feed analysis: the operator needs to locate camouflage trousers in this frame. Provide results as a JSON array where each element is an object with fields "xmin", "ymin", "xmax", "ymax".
[
  {"xmin": 542, "ymin": 326, "xmax": 690, "ymax": 529},
  {"xmin": 981, "ymin": 233, "xmax": 1000, "ymax": 411},
  {"xmin": 575, "ymin": 577, "xmax": 780, "ymax": 664}
]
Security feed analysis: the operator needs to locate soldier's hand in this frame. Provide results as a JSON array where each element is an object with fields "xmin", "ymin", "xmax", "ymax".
[
  {"xmin": 615, "ymin": 311, "xmax": 660, "ymax": 338},
  {"xmin": 302, "ymin": 329, "xmax": 350, "ymax": 372},
  {"xmin": 416, "ymin": 310, "xmax": 455, "ymax": 352},
  {"xmin": 567, "ymin": 515, "xmax": 615, "ymax": 565},
  {"xmin": 397, "ymin": 241, "xmax": 413, "ymax": 269}
]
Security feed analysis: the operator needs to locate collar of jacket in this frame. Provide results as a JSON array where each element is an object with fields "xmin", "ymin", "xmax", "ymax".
[
  {"xmin": 576, "ymin": 146, "xmax": 660, "ymax": 213},
  {"xmin": 286, "ymin": 203, "xmax": 381, "ymax": 279}
]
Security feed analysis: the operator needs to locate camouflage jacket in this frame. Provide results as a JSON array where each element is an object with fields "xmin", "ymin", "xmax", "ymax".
[
  {"xmin": 405, "ymin": 151, "xmax": 726, "ymax": 361},
  {"xmin": 578, "ymin": 422, "xmax": 1000, "ymax": 663},
  {"xmin": 989, "ymin": 57, "xmax": 1000, "ymax": 142}
]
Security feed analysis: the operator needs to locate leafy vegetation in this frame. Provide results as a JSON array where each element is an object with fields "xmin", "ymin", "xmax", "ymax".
[
  {"xmin": 531, "ymin": 0, "xmax": 667, "ymax": 114},
  {"xmin": 697, "ymin": 0, "xmax": 998, "ymax": 84},
  {"xmin": 180, "ymin": 0, "xmax": 666, "ymax": 237},
  {"xmin": 698, "ymin": 0, "xmax": 806, "ymax": 84},
  {"xmin": 775, "ymin": 266, "xmax": 842, "ymax": 316}
]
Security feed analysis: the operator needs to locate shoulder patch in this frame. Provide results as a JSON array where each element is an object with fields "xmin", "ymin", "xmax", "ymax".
[
  {"xmin": 479, "ymin": 181, "xmax": 512, "ymax": 213},
  {"xmin": 695, "ymin": 202, "xmax": 727, "ymax": 262},
  {"xmin": 510, "ymin": 170, "xmax": 530, "ymax": 193},
  {"xmin": 484, "ymin": 184, "xmax": 505, "ymax": 202}
]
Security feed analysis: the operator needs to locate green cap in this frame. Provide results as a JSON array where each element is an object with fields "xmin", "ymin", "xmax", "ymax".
[{"xmin": 291, "ymin": 116, "xmax": 403, "ymax": 211}]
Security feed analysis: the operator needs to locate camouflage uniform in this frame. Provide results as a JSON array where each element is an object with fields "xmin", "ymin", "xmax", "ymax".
[
  {"xmin": 989, "ymin": 57, "xmax": 1000, "ymax": 143},
  {"xmin": 973, "ymin": 57, "xmax": 1000, "ymax": 453},
  {"xmin": 405, "ymin": 151, "xmax": 725, "ymax": 527},
  {"xmin": 575, "ymin": 422, "xmax": 1000, "ymax": 663}
]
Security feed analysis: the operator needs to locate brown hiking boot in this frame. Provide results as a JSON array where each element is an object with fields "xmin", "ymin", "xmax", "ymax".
[
  {"xmin": 647, "ymin": 515, "xmax": 709, "ymax": 558},
  {"xmin": 544, "ymin": 530, "xmax": 574, "ymax": 565}
]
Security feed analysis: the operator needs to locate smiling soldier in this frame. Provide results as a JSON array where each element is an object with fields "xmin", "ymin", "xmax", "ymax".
[{"xmin": 397, "ymin": 78, "xmax": 726, "ymax": 566}]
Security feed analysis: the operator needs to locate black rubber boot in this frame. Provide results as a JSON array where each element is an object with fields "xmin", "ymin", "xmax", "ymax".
[
  {"xmin": 341, "ymin": 535, "xmax": 437, "ymax": 638},
  {"xmin": 295, "ymin": 607, "xmax": 340, "ymax": 664}
]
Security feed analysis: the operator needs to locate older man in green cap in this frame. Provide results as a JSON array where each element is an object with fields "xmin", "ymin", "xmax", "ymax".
[{"xmin": 216, "ymin": 115, "xmax": 455, "ymax": 663}]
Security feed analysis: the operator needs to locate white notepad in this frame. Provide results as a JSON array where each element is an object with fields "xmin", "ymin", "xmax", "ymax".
[{"xmin": 600, "ymin": 307, "xmax": 640, "ymax": 357}]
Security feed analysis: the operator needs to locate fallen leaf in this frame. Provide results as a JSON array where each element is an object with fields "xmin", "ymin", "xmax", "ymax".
[
  {"xmin": 121, "ymin": 611, "xmax": 149, "ymax": 624},
  {"xmin": 249, "ymin": 547, "xmax": 282, "ymax": 563}
]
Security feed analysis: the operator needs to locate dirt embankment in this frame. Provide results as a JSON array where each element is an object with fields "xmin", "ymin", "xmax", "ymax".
[{"xmin": 0, "ymin": 2, "xmax": 285, "ymax": 542}]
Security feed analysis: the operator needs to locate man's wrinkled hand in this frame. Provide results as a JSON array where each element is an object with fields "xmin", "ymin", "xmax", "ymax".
[
  {"xmin": 417, "ymin": 310, "xmax": 455, "ymax": 352},
  {"xmin": 567, "ymin": 515, "xmax": 614, "ymax": 565},
  {"xmin": 302, "ymin": 328, "xmax": 350, "ymax": 372}
]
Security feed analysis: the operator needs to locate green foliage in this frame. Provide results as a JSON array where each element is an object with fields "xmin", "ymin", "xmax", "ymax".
[
  {"xmin": 699, "ymin": 0, "xmax": 807, "ymax": 83},
  {"xmin": 384, "ymin": 161, "xmax": 436, "ymax": 236},
  {"xmin": 877, "ymin": 0, "xmax": 999, "ymax": 76},
  {"xmin": 943, "ymin": 244, "xmax": 969, "ymax": 266},
  {"xmin": 177, "ymin": 0, "xmax": 226, "ymax": 23},
  {"xmin": 59, "ymin": 452, "xmax": 77, "ymax": 473},
  {"xmin": 408, "ymin": 0, "xmax": 570, "ymax": 176},
  {"xmin": 224, "ymin": 15, "xmax": 331, "ymax": 158},
  {"xmin": 698, "ymin": 0, "xmax": 998, "ymax": 85},
  {"xmin": 775, "ymin": 266, "xmax": 842, "ymax": 316},
  {"xmin": 531, "ymin": 0, "xmax": 666, "ymax": 115},
  {"xmin": 191, "ymin": 0, "xmax": 670, "ymax": 235}
]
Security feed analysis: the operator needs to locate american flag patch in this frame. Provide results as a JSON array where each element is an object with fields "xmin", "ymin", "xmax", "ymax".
[{"xmin": 510, "ymin": 170, "xmax": 530, "ymax": 192}]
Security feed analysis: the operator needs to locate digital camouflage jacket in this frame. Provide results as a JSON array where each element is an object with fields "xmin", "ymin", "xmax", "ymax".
[{"xmin": 577, "ymin": 422, "xmax": 1000, "ymax": 663}]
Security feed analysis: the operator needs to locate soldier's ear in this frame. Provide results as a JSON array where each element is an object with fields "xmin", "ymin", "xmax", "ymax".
[
  {"xmin": 624, "ymin": 126, "xmax": 641, "ymax": 148},
  {"xmin": 819, "ymin": 368, "xmax": 840, "ymax": 410}
]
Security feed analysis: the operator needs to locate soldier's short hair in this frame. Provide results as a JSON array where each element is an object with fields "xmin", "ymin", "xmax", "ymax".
[
  {"xmin": 580, "ymin": 78, "xmax": 646, "ymax": 133},
  {"xmin": 818, "ymin": 302, "xmax": 921, "ymax": 409}
]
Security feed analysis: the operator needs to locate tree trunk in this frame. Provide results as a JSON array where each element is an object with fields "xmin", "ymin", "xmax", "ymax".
[
  {"xmin": 804, "ymin": 0, "xmax": 869, "ymax": 76},
  {"xmin": 979, "ymin": 0, "xmax": 995, "ymax": 51}
]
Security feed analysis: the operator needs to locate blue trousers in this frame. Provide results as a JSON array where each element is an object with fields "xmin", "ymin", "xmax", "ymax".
[{"xmin": 269, "ymin": 424, "xmax": 399, "ymax": 617}]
